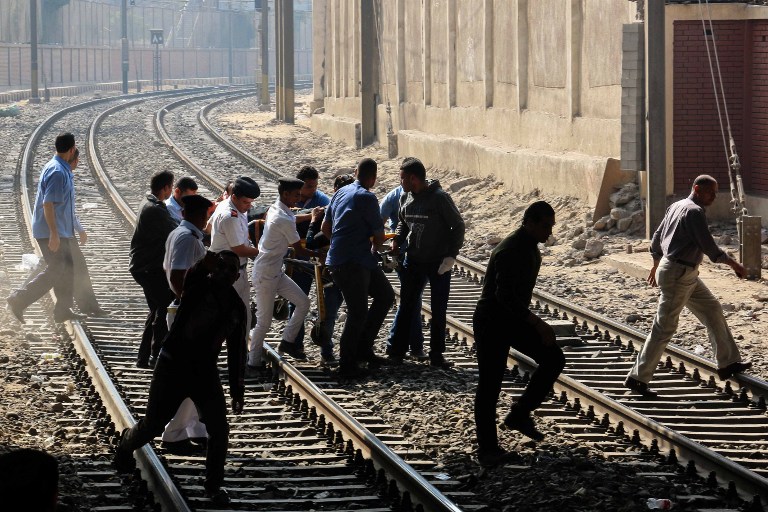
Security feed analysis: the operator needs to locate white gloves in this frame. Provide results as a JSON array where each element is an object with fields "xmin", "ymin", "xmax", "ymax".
[{"xmin": 438, "ymin": 256, "xmax": 455, "ymax": 275}]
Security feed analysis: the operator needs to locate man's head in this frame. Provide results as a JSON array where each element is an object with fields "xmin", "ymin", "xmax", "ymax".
[
  {"xmin": 355, "ymin": 158, "xmax": 377, "ymax": 190},
  {"xmin": 55, "ymin": 132, "xmax": 76, "ymax": 162},
  {"xmin": 180, "ymin": 194, "xmax": 213, "ymax": 230},
  {"xmin": 690, "ymin": 174, "xmax": 718, "ymax": 207},
  {"xmin": 278, "ymin": 177, "xmax": 305, "ymax": 208},
  {"xmin": 0, "ymin": 449, "xmax": 59, "ymax": 512},
  {"xmin": 296, "ymin": 165, "xmax": 319, "ymax": 202},
  {"xmin": 230, "ymin": 176, "xmax": 260, "ymax": 213},
  {"xmin": 212, "ymin": 250, "xmax": 241, "ymax": 287},
  {"xmin": 150, "ymin": 170, "xmax": 175, "ymax": 201},
  {"xmin": 174, "ymin": 176, "xmax": 198, "ymax": 201},
  {"xmin": 399, "ymin": 157, "xmax": 427, "ymax": 194},
  {"xmin": 522, "ymin": 200, "xmax": 556, "ymax": 243},
  {"xmin": 333, "ymin": 173, "xmax": 354, "ymax": 192}
]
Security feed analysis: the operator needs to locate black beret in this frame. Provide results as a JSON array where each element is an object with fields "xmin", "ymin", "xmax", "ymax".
[
  {"xmin": 278, "ymin": 177, "xmax": 304, "ymax": 192},
  {"xmin": 179, "ymin": 194, "xmax": 213, "ymax": 214},
  {"xmin": 232, "ymin": 176, "xmax": 260, "ymax": 198}
]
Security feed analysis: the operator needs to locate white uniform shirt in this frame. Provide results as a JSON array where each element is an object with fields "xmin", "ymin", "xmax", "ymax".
[
  {"xmin": 209, "ymin": 197, "xmax": 250, "ymax": 266},
  {"xmin": 163, "ymin": 220, "xmax": 206, "ymax": 285},
  {"xmin": 252, "ymin": 199, "xmax": 299, "ymax": 279}
]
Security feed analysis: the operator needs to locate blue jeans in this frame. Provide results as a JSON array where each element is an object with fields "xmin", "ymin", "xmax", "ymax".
[
  {"xmin": 388, "ymin": 259, "xmax": 451, "ymax": 360},
  {"xmin": 318, "ymin": 283, "xmax": 343, "ymax": 359},
  {"xmin": 330, "ymin": 262, "xmax": 394, "ymax": 371},
  {"xmin": 387, "ymin": 266, "xmax": 424, "ymax": 353}
]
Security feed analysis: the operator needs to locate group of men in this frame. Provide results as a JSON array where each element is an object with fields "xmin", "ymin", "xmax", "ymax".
[{"xmin": 9, "ymin": 132, "xmax": 754, "ymax": 498}]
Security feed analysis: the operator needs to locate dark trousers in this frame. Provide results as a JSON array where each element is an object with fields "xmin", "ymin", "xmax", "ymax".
[
  {"xmin": 131, "ymin": 270, "xmax": 174, "ymax": 363},
  {"xmin": 386, "ymin": 265, "xmax": 424, "ymax": 353},
  {"xmin": 473, "ymin": 310, "xmax": 565, "ymax": 452},
  {"xmin": 13, "ymin": 238, "xmax": 75, "ymax": 316},
  {"xmin": 118, "ymin": 355, "xmax": 229, "ymax": 489},
  {"xmin": 287, "ymin": 266, "xmax": 313, "ymax": 349},
  {"xmin": 389, "ymin": 260, "xmax": 451, "ymax": 359},
  {"xmin": 72, "ymin": 241, "xmax": 101, "ymax": 312},
  {"xmin": 330, "ymin": 262, "xmax": 394, "ymax": 371}
]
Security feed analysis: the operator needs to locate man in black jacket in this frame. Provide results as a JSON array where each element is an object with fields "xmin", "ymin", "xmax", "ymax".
[
  {"xmin": 388, "ymin": 157, "xmax": 465, "ymax": 367},
  {"xmin": 129, "ymin": 170, "xmax": 178, "ymax": 368},
  {"xmin": 115, "ymin": 251, "xmax": 246, "ymax": 505},
  {"xmin": 473, "ymin": 201, "xmax": 565, "ymax": 467}
]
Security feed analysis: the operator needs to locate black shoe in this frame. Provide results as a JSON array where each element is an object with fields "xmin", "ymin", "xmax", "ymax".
[
  {"xmin": 53, "ymin": 308, "xmax": 87, "ymax": 323},
  {"xmin": 502, "ymin": 410, "xmax": 545, "ymax": 441},
  {"xmin": 386, "ymin": 354, "xmax": 404, "ymax": 365},
  {"xmin": 478, "ymin": 446, "xmax": 518, "ymax": 468},
  {"xmin": 430, "ymin": 356, "xmax": 454, "ymax": 368},
  {"xmin": 82, "ymin": 307, "xmax": 108, "ymax": 317},
  {"xmin": 136, "ymin": 359, "xmax": 151, "ymax": 369},
  {"xmin": 114, "ymin": 430, "xmax": 135, "ymax": 473},
  {"xmin": 161, "ymin": 439, "xmax": 201, "ymax": 455},
  {"xmin": 623, "ymin": 376, "xmax": 658, "ymax": 397},
  {"xmin": 277, "ymin": 340, "xmax": 308, "ymax": 361},
  {"xmin": 365, "ymin": 354, "xmax": 392, "ymax": 369},
  {"xmin": 409, "ymin": 349, "xmax": 430, "ymax": 361},
  {"xmin": 204, "ymin": 486, "xmax": 231, "ymax": 505},
  {"xmin": 6, "ymin": 295, "xmax": 25, "ymax": 324},
  {"xmin": 320, "ymin": 354, "xmax": 339, "ymax": 367},
  {"xmin": 717, "ymin": 361, "xmax": 752, "ymax": 380}
]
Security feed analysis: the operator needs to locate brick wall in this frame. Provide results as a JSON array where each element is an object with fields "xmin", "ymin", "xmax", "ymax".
[
  {"xmin": 751, "ymin": 24, "xmax": 768, "ymax": 194},
  {"xmin": 673, "ymin": 20, "xmax": 746, "ymax": 195}
]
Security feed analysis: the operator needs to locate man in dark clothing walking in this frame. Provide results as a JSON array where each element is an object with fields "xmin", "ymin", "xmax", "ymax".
[
  {"xmin": 473, "ymin": 201, "xmax": 565, "ymax": 467},
  {"xmin": 129, "ymin": 170, "xmax": 178, "ymax": 368},
  {"xmin": 387, "ymin": 157, "xmax": 465, "ymax": 367},
  {"xmin": 115, "ymin": 250, "xmax": 246, "ymax": 505}
]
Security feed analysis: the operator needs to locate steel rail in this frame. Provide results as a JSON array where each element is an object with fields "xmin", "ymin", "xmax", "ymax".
[{"xmin": 18, "ymin": 91, "xmax": 207, "ymax": 512}]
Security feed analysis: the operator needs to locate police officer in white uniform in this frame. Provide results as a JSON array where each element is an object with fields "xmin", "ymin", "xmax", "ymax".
[
  {"xmin": 209, "ymin": 176, "xmax": 260, "ymax": 353},
  {"xmin": 249, "ymin": 177, "xmax": 318, "ymax": 366}
]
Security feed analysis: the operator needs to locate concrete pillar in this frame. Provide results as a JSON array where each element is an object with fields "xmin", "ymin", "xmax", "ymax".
[
  {"xmin": 423, "ymin": 0, "xmax": 431, "ymax": 106},
  {"xmin": 396, "ymin": 0, "xmax": 405, "ymax": 104},
  {"xmin": 447, "ymin": 0, "xmax": 456, "ymax": 107},
  {"xmin": 332, "ymin": 0, "xmax": 340, "ymax": 98},
  {"xmin": 567, "ymin": 0, "xmax": 583, "ymax": 117},
  {"xmin": 275, "ymin": 0, "xmax": 294, "ymax": 123},
  {"xmin": 645, "ymin": 0, "xmax": 666, "ymax": 237},
  {"xmin": 516, "ymin": 0, "xmax": 528, "ymax": 111},
  {"xmin": 310, "ymin": 0, "xmax": 326, "ymax": 113},
  {"xmin": 30, "ymin": 0, "xmax": 40, "ymax": 103},
  {"xmin": 359, "ymin": 0, "xmax": 376, "ymax": 146},
  {"xmin": 260, "ymin": 0, "xmax": 270, "ymax": 108},
  {"xmin": 483, "ymin": 0, "xmax": 493, "ymax": 108}
]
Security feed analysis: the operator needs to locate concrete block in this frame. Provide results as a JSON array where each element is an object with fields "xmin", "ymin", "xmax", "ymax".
[{"xmin": 311, "ymin": 113, "xmax": 361, "ymax": 148}]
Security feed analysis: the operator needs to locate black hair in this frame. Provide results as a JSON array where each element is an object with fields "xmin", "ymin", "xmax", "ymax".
[
  {"xmin": 400, "ymin": 157, "xmax": 426, "ymax": 181},
  {"xmin": 175, "ymin": 176, "xmax": 198, "ymax": 193},
  {"xmin": 278, "ymin": 178, "xmax": 304, "ymax": 194},
  {"xmin": 296, "ymin": 165, "xmax": 319, "ymax": 182},
  {"xmin": 522, "ymin": 200, "xmax": 555, "ymax": 225},
  {"xmin": 333, "ymin": 173, "xmax": 354, "ymax": 191},
  {"xmin": 693, "ymin": 174, "xmax": 717, "ymax": 188},
  {"xmin": 55, "ymin": 132, "xmax": 75, "ymax": 153},
  {"xmin": 180, "ymin": 194, "xmax": 212, "ymax": 217},
  {"xmin": 356, "ymin": 158, "xmax": 377, "ymax": 181},
  {"xmin": 150, "ymin": 170, "xmax": 175, "ymax": 194}
]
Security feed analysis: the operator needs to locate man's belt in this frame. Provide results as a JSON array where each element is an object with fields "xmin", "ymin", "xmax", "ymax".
[{"xmin": 668, "ymin": 256, "xmax": 697, "ymax": 268}]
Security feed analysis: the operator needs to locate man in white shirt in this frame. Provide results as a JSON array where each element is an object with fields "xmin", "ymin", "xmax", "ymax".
[
  {"xmin": 209, "ymin": 176, "xmax": 260, "ymax": 360},
  {"xmin": 249, "ymin": 177, "xmax": 320, "ymax": 367},
  {"xmin": 165, "ymin": 176, "xmax": 198, "ymax": 223}
]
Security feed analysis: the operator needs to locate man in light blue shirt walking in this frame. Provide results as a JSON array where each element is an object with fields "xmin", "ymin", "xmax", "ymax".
[{"xmin": 7, "ymin": 132, "xmax": 87, "ymax": 324}]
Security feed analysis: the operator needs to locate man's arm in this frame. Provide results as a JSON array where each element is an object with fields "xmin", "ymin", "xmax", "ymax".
[
  {"xmin": 42, "ymin": 202, "xmax": 60, "ymax": 252},
  {"xmin": 229, "ymin": 244, "xmax": 259, "ymax": 258},
  {"xmin": 169, "ymin": 269, "xmax": 186, "ymax": 299},
  {"xmin": 439, "ymin": 193, "xmax": 465, "ymax": 257},
  {"xmin": 225, "ymin": 296, "xmax": 247, "ymax": 414}
]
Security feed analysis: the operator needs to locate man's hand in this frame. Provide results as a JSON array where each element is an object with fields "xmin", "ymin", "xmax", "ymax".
[
  {"xmin": 48, "ymin": 234, "xmax": 60, "ymax": 253},
  {"xmin": 534, "ymin": 317, "xmax": 557, "ymax": 348},
  {"xmin": 231, "ymin": 397, "xmax": 244, "ymax": 414},
  {"xmin": 310, "ymin": 206, "xmax": 324, "ymax": 223},
  {"xmin": 438, "ymin": 256, "xmax": 455, "ymax": 275},
  {"xmin": 647, "ymin": 265, "xmax": 659, "ymax": 287},
  {"xmin": 78, "ymin": 230, "xmax": 87, "ymax": 246},
  {"xmin": 729, "ymin": 259, "xmax": 746, "ymax": 279}
]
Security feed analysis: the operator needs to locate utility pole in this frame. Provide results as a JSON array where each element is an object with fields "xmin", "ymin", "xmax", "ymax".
[
  {"xmin": 121, "ymin": 0, "xmax": 129, "ymax": 94},
  {"xmin": 645, "ymin": 0, "xmax": 666, "ymax": 237},
  {"xmin": 260, "ymin": 0, "xmax": 270, "ymax": 109},
  {"xmin": 29, "ymin": 0, "xmax": 40, "ymax": 103}
]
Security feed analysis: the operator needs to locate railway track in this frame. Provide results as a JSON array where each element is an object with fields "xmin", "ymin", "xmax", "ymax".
[{"xmin": 16, "ymin": 89, "xmax": 476, "ymax": 510}]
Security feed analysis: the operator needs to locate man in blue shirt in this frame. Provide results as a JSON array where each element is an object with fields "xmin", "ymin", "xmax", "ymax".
[
  {"xmin": 287, "ymin": 165, "xmax": 331, "ymax": 353},
  {"xmin": 321, "ymin": 158, "xmax": 394, "ymax": 378},
  {"xmin": 7, "ymin": 132, "xmax": 87, "ymax": 324},
  {"xmin": 165, "ymin": 176, "xmax": 198, "ymax": 222}
]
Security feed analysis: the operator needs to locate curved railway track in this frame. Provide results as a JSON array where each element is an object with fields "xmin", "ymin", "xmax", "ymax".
[{"xmin": 17, "ymin": 89, "xmax": 474, "ymax": 511}]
